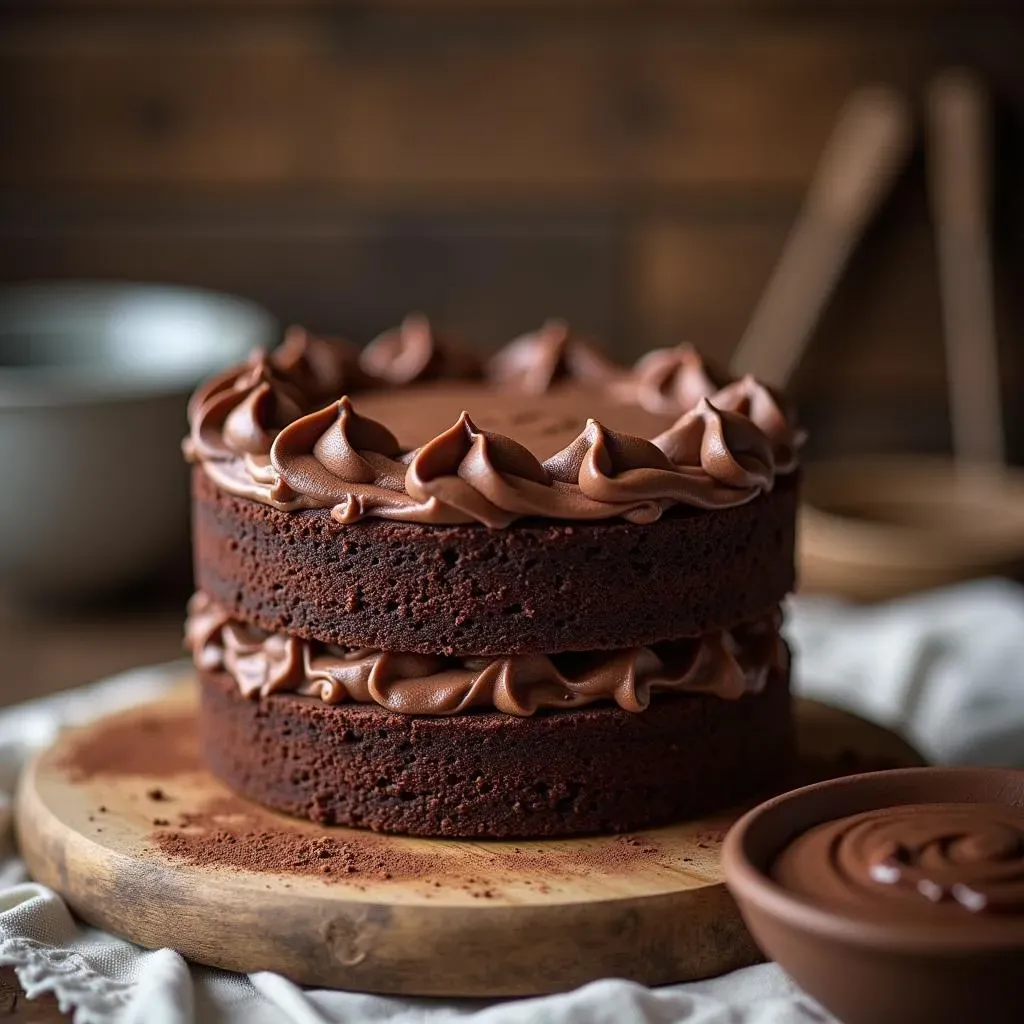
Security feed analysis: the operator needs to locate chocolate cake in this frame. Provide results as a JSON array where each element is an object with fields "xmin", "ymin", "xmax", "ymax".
[{"xmin": 185, "ymin": 316, "xmax": 804, "ymax": 837}]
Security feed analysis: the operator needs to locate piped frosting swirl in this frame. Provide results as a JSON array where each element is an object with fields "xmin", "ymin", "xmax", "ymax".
[
  {"xmin": 772, "ymin": 803, "xmax": 1024, "ymax": 921},
  {"xmin": 271, "ymin": 325, "xmax": 365, "ymax": 402},
  {"xmin": 619, "ymin": 343, "xmax": 724, "ymax": 415},
  {"xmin": 188, "ymin": 593, "xmax": 786, "ymax": 716},
  {"xmin": 186, "ymin": 319, "xmax": 803, "ymax": 527},
  {"xmin": 487, "ymin": 319, "xmax": 621, "ymax": 394},
  {"xmin": 359, "ymin": 312, "xmax": 482, "ymax": 384}
]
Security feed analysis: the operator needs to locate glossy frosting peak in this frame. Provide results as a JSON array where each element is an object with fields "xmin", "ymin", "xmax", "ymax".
[
  {"xmin": 359, "ymin": 313, "xmax": 482, "ymax": 384},
  {"xmin": 624, "ymin": 343, "xmax": 723, "ymax": 415},
  {"xmin": 186, "ymin": 318, "xmax": 803, "ymax": 527},
  {"xmin": 487, "ymin": 319, "xmax": 621, "ymax": 394},
  {"xmin": 188, "ymin": 594, "xmax": 786, "ymax": 717}
]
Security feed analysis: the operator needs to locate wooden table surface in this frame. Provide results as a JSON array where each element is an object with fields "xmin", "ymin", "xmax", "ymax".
[
  {"xmin": 0, "ymin": 970, "xmax": 66, "ymax": 1024},
  {"xmin": 0, "ymin": 590, "xmax": 185, "ymax": 710}
]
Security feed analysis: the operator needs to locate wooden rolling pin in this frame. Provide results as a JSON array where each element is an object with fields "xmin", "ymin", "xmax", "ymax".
[
  {"xmin": 730, "ymin": 87, "xmax": 913, "ymax": 387},
  {"xmin": 927, "ymin": 70, "xmax": 1005, "ymax": 469}
]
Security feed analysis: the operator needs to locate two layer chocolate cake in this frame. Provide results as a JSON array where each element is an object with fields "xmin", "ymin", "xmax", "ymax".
[{"xmin": 185, "ymin": 316, "xmax": 803, "ymax": 837}]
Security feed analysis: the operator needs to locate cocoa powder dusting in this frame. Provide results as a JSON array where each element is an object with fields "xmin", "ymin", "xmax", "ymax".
[
  {"xmin": 616, "ymin": 835, "xmax": 658, "ymax": 854},
  {"xmin": 695, "ymin": 827, "xmax": 728, "ymax": 846},
  {"xmin": 486, "ymin": 834, "xmax": 663, "ymax": 875},
  {"xmin": 58, "ymin": 712, "xmax": 199, "ymax": 782},
  {"xmin": 153, "ymin": 794, "xmax": 428, "ymax": 882},
  {"xmin": 151, "ymin": 791, "xmax": 665, "ymax": 890}
]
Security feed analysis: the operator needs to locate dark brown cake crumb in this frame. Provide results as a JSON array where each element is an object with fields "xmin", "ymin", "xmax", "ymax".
[
  {"xmin": 146, "ymin": 787, "xmax": 171, "ymax": 802},
  {"xmin": 193, "ymin": 465, "xmax": 798, "ymax": 656},
  {"xmin": 198, "ymin": 665, "xmax": 795, "ymax": 837}
]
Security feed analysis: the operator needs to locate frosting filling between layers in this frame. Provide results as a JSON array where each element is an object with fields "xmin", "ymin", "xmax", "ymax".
[
  {"xmin": 187, "ymin": 593, "xmax": 786, "ymax": 717},
  {"xmin": 184, "ymin": 318, "xmax": 804, "ymax": 528}
]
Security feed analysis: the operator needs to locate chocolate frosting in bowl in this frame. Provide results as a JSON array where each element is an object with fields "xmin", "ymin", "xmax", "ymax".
[
  {"xmin": 772, "ymin": 802, "xmax": 1024, "ymax": 921},
  {"xmin": 723, "ymin": 768, "xmax": 1024, "ymax": 1024},
  {"xmin": 187, "ymin": 593, "xmax": 786, "ymax": 716},
  {"xmin": 184, "ymin": 318, "xmax": 803, "ymax": 527}
]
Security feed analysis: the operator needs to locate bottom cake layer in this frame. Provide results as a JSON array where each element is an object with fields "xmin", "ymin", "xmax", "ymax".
[{"xmin": 198, "ymin": 659, "xmax": 796, "ymax": 838}]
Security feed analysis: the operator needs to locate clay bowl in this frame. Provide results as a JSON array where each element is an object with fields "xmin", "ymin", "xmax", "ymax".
[
  {"xmin": 798, "ymin": 456, "xmax": 1024, "ymax": 600},
  {"xmin": 723, "ymin": 767, "xmax": 1024, "ymax": 1024}
]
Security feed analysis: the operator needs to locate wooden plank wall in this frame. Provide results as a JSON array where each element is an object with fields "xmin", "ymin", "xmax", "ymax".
[{"xmin": 2, "ymin": 2, "xmax": 1023, "ymax": 458}]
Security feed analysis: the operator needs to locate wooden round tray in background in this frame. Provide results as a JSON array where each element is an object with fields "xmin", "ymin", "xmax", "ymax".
[
  {"xmin": 799, "ymin": 456, "xmax": 1024, "ymax": 601},
  {"xmin": 15, "ymin": 680, "xmax": 922, "ymax": 997}
]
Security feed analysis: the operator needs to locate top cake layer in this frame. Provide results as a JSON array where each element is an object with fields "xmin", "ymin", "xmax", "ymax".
[
  {"xmin": 186, "ymin": 316, "xmax": 802, "ymax": 531},
  {"xmin": 187, "ymin": 317, "xmax": 802, "ymax": 655}
]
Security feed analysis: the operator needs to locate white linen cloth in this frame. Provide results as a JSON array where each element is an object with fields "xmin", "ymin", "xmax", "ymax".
[{"xmin": 2, "ymin": 578, "xmax": 1024, "ymax": 1023}]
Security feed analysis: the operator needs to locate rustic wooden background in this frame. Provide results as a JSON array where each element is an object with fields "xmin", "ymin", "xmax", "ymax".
[{"xmin": 2, "ymin": 0, "xmax": 1023, "ymax": 460}]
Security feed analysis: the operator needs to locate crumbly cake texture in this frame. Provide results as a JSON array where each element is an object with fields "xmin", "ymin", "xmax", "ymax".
[
  {"xmin": 185, "ymin": 319, "xmax": 804, "ymax": 836},
  {"xmin": 198, "ymin": 662, "xmax": 795, "ymax": 837},
  {"xmin": 193, "ymin": 465, "xmax": 797, "ymax": 655}
]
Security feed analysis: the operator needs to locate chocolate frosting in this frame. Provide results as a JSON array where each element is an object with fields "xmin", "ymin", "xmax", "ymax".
[
  {"xmin": 772, "ymin": 803, "xmax": 1024, "ymax": 921},
  {"xmin": 618, "ymin": 343, "xmax": 724, "ymax": 415},
  {"xmin": 487, "ymin": 319, "xmax": 621, "ymax": 394},
  {"xmin": 359, "ymin": 313, "xmax": 482, "ymax": 384},
  {"xmin": 187, "ymin": 593, "xmax": 786, "ymax": 716},
  {"xmin": 186, "ymin": 318, "xmax": 803, "ymax": 527},
  {"xmin": 271, "ymin": 325, "xmax": 366, "ymax": 402}
]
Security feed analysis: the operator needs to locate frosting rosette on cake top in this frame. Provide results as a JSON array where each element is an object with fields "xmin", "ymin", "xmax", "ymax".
[{"xmin": 185, "ymin": 317, "xmax": 803, "ymax": 528}]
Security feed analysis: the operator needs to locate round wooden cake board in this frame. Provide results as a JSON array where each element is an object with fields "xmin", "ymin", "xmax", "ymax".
[{"xmin": 15, "ymin": 675, "xmax": 922, "ymax": 998}]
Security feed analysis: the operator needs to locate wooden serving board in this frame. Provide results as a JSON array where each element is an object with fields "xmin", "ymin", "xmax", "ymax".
[{"xmin": 15, "ymin": 680, "xmax": 922, "ymax": 998}]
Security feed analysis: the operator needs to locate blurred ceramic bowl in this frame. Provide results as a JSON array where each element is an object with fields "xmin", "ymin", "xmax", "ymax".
[{"xmin": 0, "ymin": 282, "xmax": 276, "ymax": 599}]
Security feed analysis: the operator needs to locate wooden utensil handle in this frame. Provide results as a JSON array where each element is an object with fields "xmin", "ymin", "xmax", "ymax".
[
  {"xmin": 731, "ymin": 87, "xmax": 913, "ymax": 387},
  {"xmin": 927, "ymin": 70, "xmax": 1004, "ymax": 467}
]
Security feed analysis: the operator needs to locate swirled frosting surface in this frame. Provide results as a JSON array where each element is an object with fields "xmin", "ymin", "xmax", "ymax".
[
  {"xmin": 184, "ymin": 316, "xmax": 803, "ymax": 527},
  {"xmin": 187, "ymin": 593, "xmax": 786, "ymax": 716},
  {"xmin": 772, "ymin": 802, "xmax": 1024, "ymax": 921}
]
